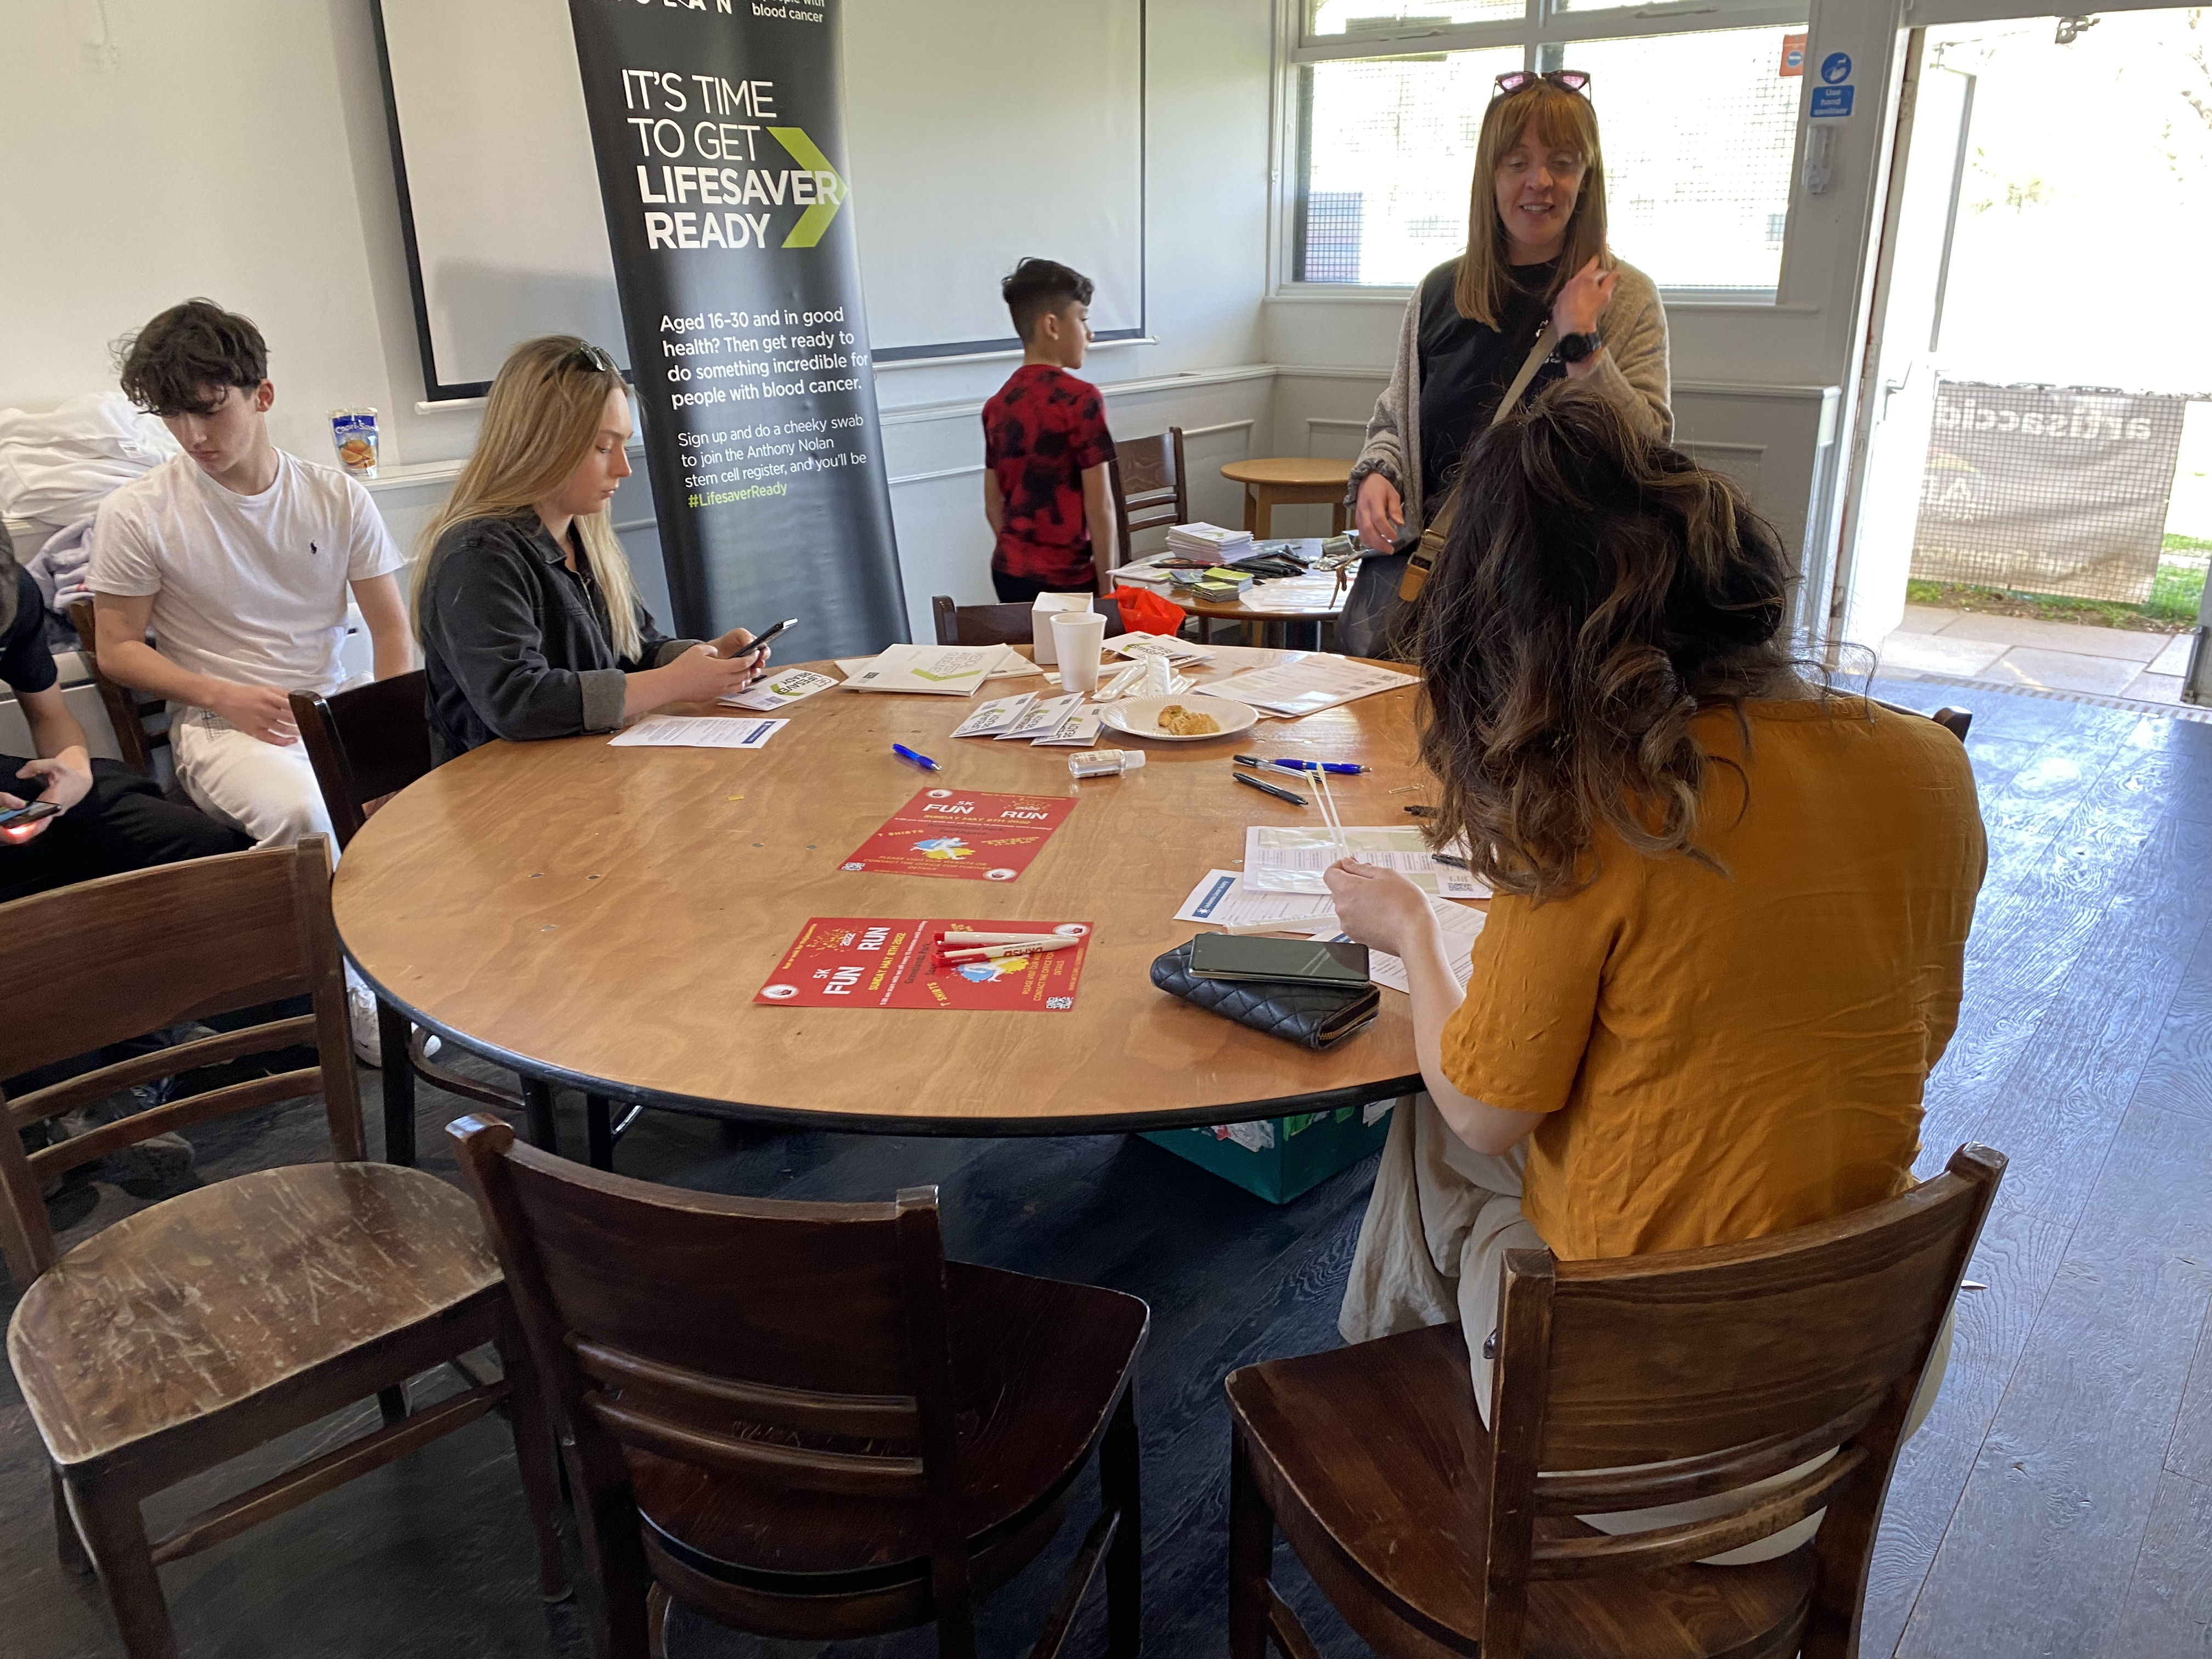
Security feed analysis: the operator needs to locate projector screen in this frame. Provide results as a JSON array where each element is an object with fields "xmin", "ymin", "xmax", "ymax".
[{"xmin": 373, "ymin": 0, "xmax": 1147, "ymax": 400}]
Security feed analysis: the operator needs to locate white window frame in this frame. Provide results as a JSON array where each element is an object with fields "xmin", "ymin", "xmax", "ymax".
[{"xmin": 1272, "ymin": 0, "xmax": 1814, "ymax": 304}]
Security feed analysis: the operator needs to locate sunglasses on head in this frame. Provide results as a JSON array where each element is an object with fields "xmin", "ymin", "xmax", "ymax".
[
  {"xmin": 542, "ymin": 342, "xmax": 619, "ymax": 382},
  {"xmin": 1493, "ymin": 69, "xmax": 1592, "ymax": 98}
]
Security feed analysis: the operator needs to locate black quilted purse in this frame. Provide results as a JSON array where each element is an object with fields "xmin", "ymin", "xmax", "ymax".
[{"xmin": 1150, "ymin": 940, "xmax": 1381, "ymax": 1050}]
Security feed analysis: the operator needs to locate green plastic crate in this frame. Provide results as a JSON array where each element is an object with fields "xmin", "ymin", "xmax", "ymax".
[{"xmin": 1140, "ymin": 1101, "xmax": 1395, "ymax": 1204}]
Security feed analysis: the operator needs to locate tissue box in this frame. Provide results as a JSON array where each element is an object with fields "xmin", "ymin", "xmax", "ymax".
[
  {"xmin": 1031, "ymin": 592, "xmax": 1094, "ymax": 665},
  {"xmin": 1140, "ymin": 1102, "xmax": 1395, "ymax": 1204}
]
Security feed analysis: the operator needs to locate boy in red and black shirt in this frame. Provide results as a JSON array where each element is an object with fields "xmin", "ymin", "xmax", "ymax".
[{"xmin": 981, "ymin": 259, "xmax": 1118, "ymax": 602}]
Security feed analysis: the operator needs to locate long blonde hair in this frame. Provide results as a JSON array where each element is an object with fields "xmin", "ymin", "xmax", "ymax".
[
  {"xmin": 1456, "ymin": 80, "xmax": 1610, "ymax": 328},
  {"xmin": 415, "ymin": 335, "xmax": 645, "ymax": 661}
]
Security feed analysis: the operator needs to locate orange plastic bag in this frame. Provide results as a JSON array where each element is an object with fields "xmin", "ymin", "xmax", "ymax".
[{"xmin": 1107, "ymin": 585, "xmax": 1188, "ymax": 638}]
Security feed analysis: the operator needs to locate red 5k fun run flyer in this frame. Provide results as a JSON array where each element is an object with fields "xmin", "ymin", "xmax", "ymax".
[
  {"xmin": 753, "ymin": 918, "xmax": 1092, "ymax": 1012},
  {"xmin": 838, "ymin": 788, "xmax": 1075, "ymax": 882}
]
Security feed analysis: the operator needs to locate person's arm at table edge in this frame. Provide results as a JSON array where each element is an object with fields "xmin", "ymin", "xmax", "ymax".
[{"xmin": 1395, "ymin": 914, "xmax": 1541, "ymax": 1157}]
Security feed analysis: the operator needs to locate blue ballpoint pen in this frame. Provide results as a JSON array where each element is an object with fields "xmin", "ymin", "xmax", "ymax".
[
  {"xmin": 891, "ymin": 743, "xmax": 941, "ymax": 772},
  {"xmin": 1232, "ymin": 754, "xmax": 1366, "ymax": 776}
]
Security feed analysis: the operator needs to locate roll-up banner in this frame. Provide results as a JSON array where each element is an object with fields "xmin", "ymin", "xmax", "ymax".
[{"xmin": 565, "ymin": 0, "xmax": 905, "ymax": 660}]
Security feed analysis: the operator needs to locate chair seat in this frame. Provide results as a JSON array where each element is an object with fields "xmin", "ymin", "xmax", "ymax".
[
  {"xmin": 631, "ymin": 1261, "xmax": 1147, "ymax": 1591},
  {"xmin": 1227, "ymin": 1323, "xmax": 1815, "ymax": 1659},
  {"xmin": 8, "ymin": 1162, "xmax": 501, "ymax": 1467}
]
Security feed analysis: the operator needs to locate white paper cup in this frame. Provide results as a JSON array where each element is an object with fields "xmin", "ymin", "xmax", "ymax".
[{"xmin": 1052, "ymin": 610, "xmax": 1106, "ymax": 694}]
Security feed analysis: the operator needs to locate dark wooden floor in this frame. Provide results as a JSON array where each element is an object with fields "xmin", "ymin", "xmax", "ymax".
[{"xmin": 3, "ymin": 678, "xmax": 2209, "ymax": 1659}]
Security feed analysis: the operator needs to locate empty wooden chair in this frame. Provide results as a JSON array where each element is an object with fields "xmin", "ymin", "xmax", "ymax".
[
  {"xmin": 1107, "ymin": 428, "xmax": 1189, "ymax": 573},
  {"xmin": 1226, "ymin": 1143, "xmax": 2005, "ymax": 1659},
  {"xmin": 932, "ymin": 595, "xmax": 1125, "ymax": 647},
  {"xmin": 66, "ymin": 596, "xmax": 168, "ymax": 776},
  {"xmin": 0, "ymin": 841, "xmax": 565, "ymax": 1659},
  {"xmin": 449, "ymin": 1111, "xmax": 1149, "ymax": 1659}
]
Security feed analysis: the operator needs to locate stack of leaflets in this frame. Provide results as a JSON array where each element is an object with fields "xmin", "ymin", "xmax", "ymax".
[
  {"xmin": 949, "ymin": 691, "xmax": 1105, "ymax": 748},
  {"xmin": 1166, "ymin": 521, "xmax": 1254, "ymax": 560},
  {"xmin": 833, "ymin": 644, "xmax": 1033, "ymax": 697},
  {"xmin": 1169, "ymin": 565, "xmax": 1255, "ymax": 594}
]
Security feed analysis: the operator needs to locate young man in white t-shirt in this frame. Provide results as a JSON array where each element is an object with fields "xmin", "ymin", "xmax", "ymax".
[{"xmin": 87, "ymin": 300, "xmax": 412, "ymax": 848}]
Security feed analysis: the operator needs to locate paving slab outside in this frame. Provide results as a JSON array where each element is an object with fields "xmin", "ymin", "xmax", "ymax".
[{"xmin": 1877, "ymin": 605, "xmax": 2196, "ymax": 704}]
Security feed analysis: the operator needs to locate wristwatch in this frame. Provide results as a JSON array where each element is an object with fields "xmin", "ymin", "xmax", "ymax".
[{"xmin": 1555, "ymin": 329, "xmax": 1603, "ymax": 364}]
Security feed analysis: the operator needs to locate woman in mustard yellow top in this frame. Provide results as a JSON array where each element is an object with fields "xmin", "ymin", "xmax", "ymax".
[{"xmin": 1324, "ymin": 386, "xmax": 1984, "ymax": 1553}]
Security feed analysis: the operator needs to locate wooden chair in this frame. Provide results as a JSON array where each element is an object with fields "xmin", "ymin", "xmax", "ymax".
[
  {"xmin": 449, "ymin": 1112, "xmax": 1149, "ymax": 1659},
  {"xmin": 932, "ymin": 595, "xmax": 1125, "ymax": 647},
  {"xmin": 0, "ymin": 842, "xmax": 566, "ymax": 1659},
  {"xmin": 1226, "ymin": 1143, "xmax": 2006, "ymax": 1659},
  {"xmin": 66, "ymin": 596, "xmax": 167, "ymax": 775},
  {"xmin": 1106, "ymin": 428, "xmax": 1189, "ymax": 573},
  {"xmin": 288, "ymin": 676, "xmax": 629, "ymax": 1172}
]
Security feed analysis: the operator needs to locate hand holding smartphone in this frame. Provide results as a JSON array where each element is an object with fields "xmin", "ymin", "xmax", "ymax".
[{"xmin": 0, "ymin": 799, "xmax": 62, "ymax": 834}]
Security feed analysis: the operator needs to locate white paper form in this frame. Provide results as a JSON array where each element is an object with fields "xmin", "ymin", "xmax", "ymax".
[
  {"xmin": 610, "ymin": 716, "xmax": 787, "ymax": 749},
  {"xmin": 1173, "ymin": 869, "xmax": 1339, "ymax": 933},
  {"xmin": 1204, "ymin": 656, "xmax": 1418, "ymax": 718},
  {"xmin": 1103, "ymin": 633, "xmax": 1213, "ymax": 667},
  {"xmin": 1309, "ymin": 896, "xmax": 1487, "ymax": 995},
  {"xmin": 718, "ymin": 668, "xmax": 838, "ymax": 712},
  {"xmin": 1242, "ymin": 825, "xmax": 1491, "ymax": 899},
  {"xmin": 951, "ymin": 692, "xmax": 1039, "ymax": 738}
]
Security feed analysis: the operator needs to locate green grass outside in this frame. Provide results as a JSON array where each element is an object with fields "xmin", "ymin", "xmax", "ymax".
[{"xmin": 1905, "ymin": 548, "xmax": 2207, "ymax": 629}]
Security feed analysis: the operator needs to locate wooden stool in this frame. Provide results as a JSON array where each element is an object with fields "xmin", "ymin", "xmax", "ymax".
[{"xmin": 1220, "ymin": 457, "xmax": 1353, "ymax": 539}]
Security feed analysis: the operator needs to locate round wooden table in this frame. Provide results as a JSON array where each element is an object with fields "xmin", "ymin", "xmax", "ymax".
[
  {"xmin": 334, "ymin": 647, "xmax": 1426, "ymax": 1152},
  {"xmin": 1220, "ymin": 457, "xmax": 1354, "ymax": 539}
]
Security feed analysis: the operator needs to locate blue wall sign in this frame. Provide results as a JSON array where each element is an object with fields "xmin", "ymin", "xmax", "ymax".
[
  {"xmin": 1821, "ymin": 51, "xmax": 1853, "ymax": 85},
  {"xmin": 1810, "ymin": 85, "xmax": 1855, "ymax": 119}
]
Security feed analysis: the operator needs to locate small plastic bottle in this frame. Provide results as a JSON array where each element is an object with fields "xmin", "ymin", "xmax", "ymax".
[{"xmin": 1068, "ymin": 748, "xmax": 1146, "ymax": 778}]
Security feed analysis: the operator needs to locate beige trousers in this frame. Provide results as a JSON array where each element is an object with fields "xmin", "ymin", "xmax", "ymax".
[{"xmin": 1340, "ymin": 1094, "xmax": 1953, "ymax": 1566}]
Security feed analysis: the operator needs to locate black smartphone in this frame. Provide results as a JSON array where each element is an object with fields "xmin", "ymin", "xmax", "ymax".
[
  {"xmin": 735, "ymin": 617, "xmax": 798, "ymax": 654},
  {"xmin": 0, "ymin": 800, "xmax": 61, "ymax": 831},
  {"xmin": 1188, "ymin": 933, "xmax": 1370, "ymax": 986}
]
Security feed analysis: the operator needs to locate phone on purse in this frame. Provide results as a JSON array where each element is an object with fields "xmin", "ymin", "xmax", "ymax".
[{"xmin": 1187, "ymin": 933, "xmax": 1372, "ymax": 986}]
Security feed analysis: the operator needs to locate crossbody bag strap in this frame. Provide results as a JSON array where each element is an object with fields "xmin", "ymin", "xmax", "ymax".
[{"xmin": 1398, "ymin": 323, "xmax": 1555, "ymax": 604}]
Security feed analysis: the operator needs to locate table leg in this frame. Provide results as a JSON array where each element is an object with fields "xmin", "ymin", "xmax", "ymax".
[
  {"xmin": 1330, "ymin": 501, "xmax": 1347, "ymax": 537},
  {"xmin": 376, "ymin": 998, "xmax": 417, "ymax": 1167},
  {"xmin": 585, "ymin": 1095, "xmax": 616, "ymax": 1171},
  {"xmin": 1242, "ymin": 486, "xmax": 1257, "ymax": 535},
  {"xmin": 1250, "ymin": 489, "xmax": 1274, "ymax": 540},
  {"xmin": 521, "ymin": 1077, "xmax": 562, "ymax": 1155}
]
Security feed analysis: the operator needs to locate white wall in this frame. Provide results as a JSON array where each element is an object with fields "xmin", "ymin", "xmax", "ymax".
[{"xmin": 0, "ymin": 0, "xmax": 1282, "ymax": 649}]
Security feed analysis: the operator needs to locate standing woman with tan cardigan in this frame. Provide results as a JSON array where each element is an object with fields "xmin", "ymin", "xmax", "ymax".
[{"xmin": 1338, "ymin": 69, "xmax": 1672, "ymax": 658}]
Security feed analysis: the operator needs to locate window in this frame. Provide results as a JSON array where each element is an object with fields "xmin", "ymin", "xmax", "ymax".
[{"xmin": 1289, "ymin": 10, "xmax": 1809, "ymax": 295}]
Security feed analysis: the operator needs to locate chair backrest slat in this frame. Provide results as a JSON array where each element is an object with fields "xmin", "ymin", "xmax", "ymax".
[
  {"xmin": 931, "ymin": 597, "xmax": 1125, "ymax": 647},
  {"xmin": 1108, "ymin": 428, "xmax": 1189, "ymax": 570},
  {"xmin": 450, "ymin": 1119, "xmax": 965, "ymax": 1514},
  {"xmin": 291, "ymin": 671, "xmax": 435, "ymax": 852},
  {"xmin": 0, "ymin": 842, "xmax": 362, "ymax": 1284},
  {"xmin": 1474, "ymin": 1144, "xmax": 2003, "ymax": 1659}
]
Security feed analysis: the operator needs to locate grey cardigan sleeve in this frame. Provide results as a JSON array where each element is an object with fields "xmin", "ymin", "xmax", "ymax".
[
  {"xmin": 1587, "ymin": 261, "xmax": 1673, "ymax": 442},
  {"xmin": 1346, "ymin": 291, "xmax": 1427, "ymax": 535}
]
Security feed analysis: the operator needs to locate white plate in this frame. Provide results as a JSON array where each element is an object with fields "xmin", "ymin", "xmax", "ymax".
[{"xmin": 1098, "ymin": 693, "xmax": 1259, "ymax": 742}]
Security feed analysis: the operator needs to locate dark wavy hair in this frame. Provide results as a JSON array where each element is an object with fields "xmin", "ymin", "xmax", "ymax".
[
  {"xmin": 1416, "ymin": 382, "xmax": 1800, "ymax": 901},
  {"xmin": 114, "ymin": 299, "xmax": 269, "ymax": 417}
]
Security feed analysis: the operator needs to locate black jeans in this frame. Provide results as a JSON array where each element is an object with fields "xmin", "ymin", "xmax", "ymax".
[
  {"xmin": 0, "ymin": 755, "xmax": 249, "ymax": 906},
  {"xmin": 991, "ymin": 569, "xmax": 1098, "ymax": 605}
]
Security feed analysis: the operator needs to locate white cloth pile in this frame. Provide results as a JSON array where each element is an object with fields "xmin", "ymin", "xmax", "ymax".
[
  {"xmin": 1165, "ymin": 521, "xmax": 1254, "ymax": 560},
  {"xmin": 0, "ymin": 394, "xmax": 180, "ymax": 613}
]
